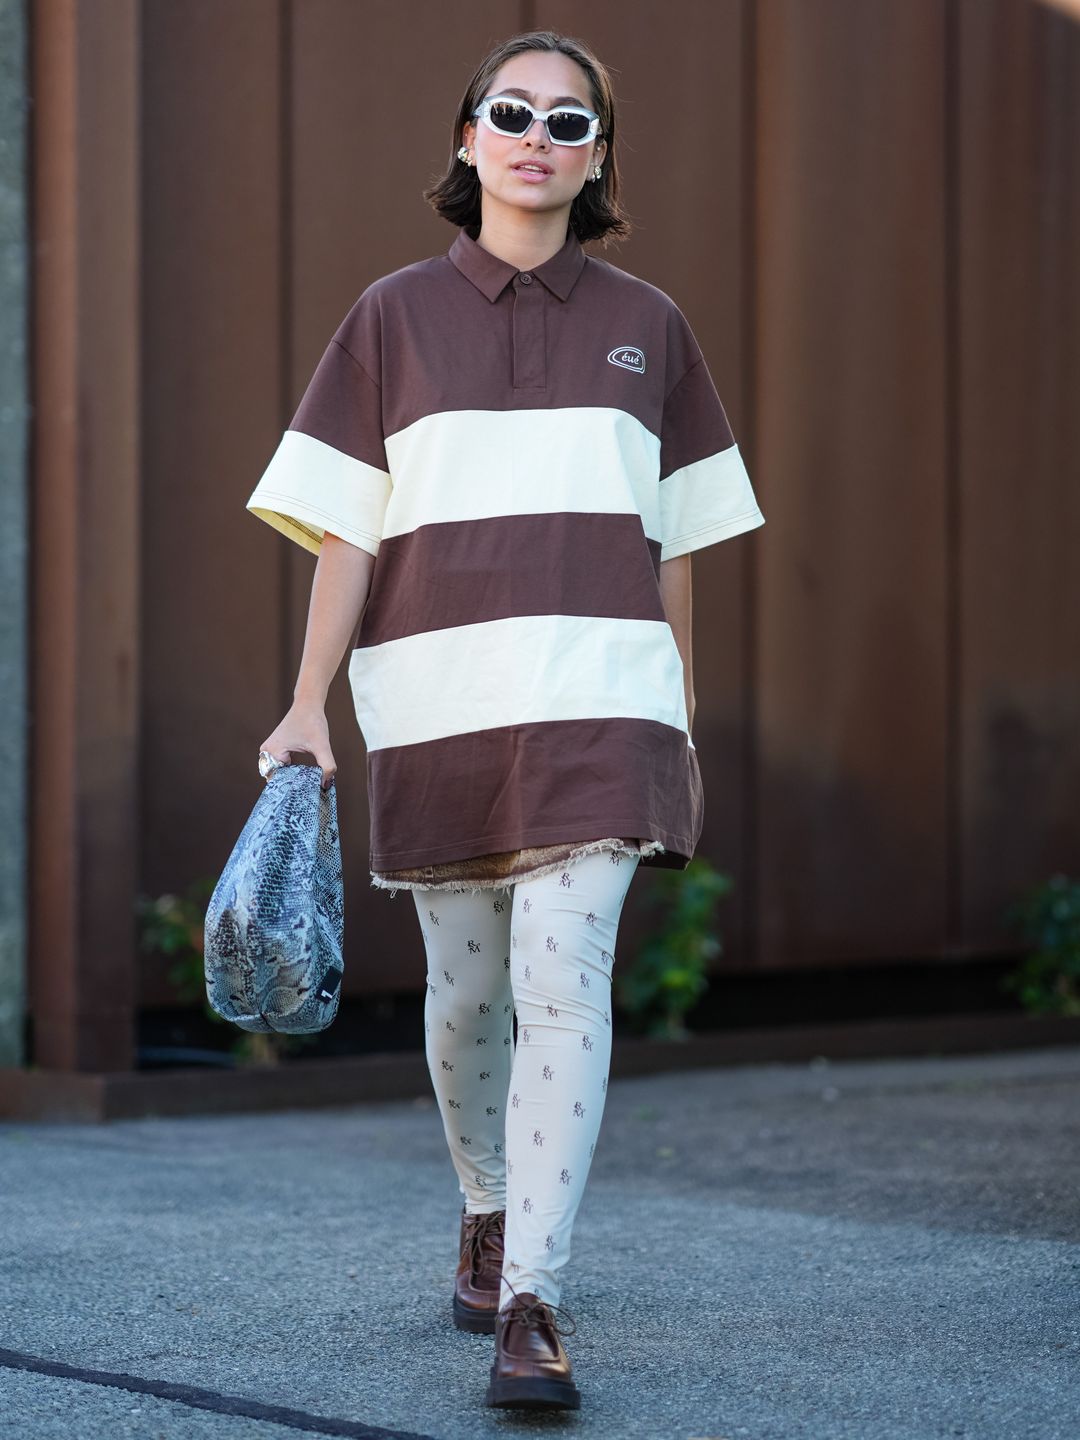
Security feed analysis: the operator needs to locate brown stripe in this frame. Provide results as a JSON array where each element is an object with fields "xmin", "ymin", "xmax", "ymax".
[
  {"xmin": 366, "ymin": 716, "xmax": 701, "ymax": 872},
  {"xmin": 359, "ymin": 513, "xmax": 664, "ymax": 646},
  {"xmin": 659, "ymin": 359, "xmax": 736, "ymax": 480},
  {"xmin": 292, "ymin": 338, "xmax": 389, "ymax": 473}
]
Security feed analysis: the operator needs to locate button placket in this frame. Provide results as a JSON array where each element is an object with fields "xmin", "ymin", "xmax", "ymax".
[{"xmin": 511, "ymin": 273, "xmax": 546, "ymax": 389}]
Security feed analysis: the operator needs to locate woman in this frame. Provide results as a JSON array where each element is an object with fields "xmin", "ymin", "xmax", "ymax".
[{"xmin": 247, "ymin": 28, "xmax": 764, "ymax": 1412}]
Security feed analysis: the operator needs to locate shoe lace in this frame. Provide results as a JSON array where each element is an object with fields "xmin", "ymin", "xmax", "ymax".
[
  {"xmin": 462, "ymin": 1207, "xmax": 505, "ymax": 1279},
  {"xmin": 499, "ymin": 1270, "xmax": 578, "ymax": 1337}
]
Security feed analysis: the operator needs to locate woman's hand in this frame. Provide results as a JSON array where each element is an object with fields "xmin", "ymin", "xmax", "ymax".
[{"xmin": 260, "ymin": 701, "xmax": 337, "ymax": 791}]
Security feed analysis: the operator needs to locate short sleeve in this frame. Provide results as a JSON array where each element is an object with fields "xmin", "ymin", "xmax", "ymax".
[
  {"xmin": 658, "ymin": 309, "xmax": 764, "ymax": 562},
  {"xmin": 246, "ymin": 288, "xmax": 392, "ymax": 558}
]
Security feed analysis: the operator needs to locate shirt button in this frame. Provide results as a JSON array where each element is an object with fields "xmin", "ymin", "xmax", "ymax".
[{"xmin": 519, "ymin": 272, "xmax": 533, "ymax": 284}]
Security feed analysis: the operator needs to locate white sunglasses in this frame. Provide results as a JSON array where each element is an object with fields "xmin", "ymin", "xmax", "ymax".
[{"xmin": 472, "ymin": 94, "xmax": 603, "ymax": 147}]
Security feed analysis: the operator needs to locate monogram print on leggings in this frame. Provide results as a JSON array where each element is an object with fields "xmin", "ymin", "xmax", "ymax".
[{"xmin": 416, "ymin": 848, "xmax": 636, "ymax": 1284}]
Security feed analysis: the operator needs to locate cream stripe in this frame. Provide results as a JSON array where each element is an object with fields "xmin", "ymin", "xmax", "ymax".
[
  {"xmin": 246, "ymin": 430, "xmax": 392, "ymax": 558},
  {"xmin": 659, "ymin": 443, "xmax": 764, "ymax": 561},
  {"xmin": 348, "ymin": 613, "xmax": 689, "ymax": 752},
  {"xmin": 382, "ymin": 407, "xmax": 662, "ymax": 542}
]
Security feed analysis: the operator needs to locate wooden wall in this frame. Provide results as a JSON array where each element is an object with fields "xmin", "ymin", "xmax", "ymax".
[{"xmin": 28, "ymin": 0, "xmax": 1080, "ymax": 1066}]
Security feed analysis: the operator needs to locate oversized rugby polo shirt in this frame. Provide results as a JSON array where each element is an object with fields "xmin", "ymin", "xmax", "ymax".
[{"xmin": 247, "ymin": 224, "xmax": 765, "ymax": 873}]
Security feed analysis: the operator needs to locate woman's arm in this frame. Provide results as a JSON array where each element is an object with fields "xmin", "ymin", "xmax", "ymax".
[
  {"xmin": 259, "ymin": 531, "xmax": 377, "ymax": 788},
  {"xmin": 659, "ymin": 553, "xmax": 695, "ymax": 735}
]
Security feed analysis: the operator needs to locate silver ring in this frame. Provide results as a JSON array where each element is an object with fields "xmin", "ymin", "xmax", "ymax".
[{"xmin": 258, "ymin": 749, "xmax": 287, "ymax": 780}]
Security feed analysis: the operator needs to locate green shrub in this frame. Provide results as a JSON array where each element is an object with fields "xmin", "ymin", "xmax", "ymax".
[
  {"xmin": 1002, "ymin": 873, "xmax": 1080, "ymax": 1016},
  {"xmin": 615, "ymin": 857, "xmax": 732, "ymax": 1040}
]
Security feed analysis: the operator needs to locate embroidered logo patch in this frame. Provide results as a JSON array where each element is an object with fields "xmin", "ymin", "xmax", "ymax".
[{"xmin": 607, "ymin": 345, "xmax": 646, "ymax": 374}]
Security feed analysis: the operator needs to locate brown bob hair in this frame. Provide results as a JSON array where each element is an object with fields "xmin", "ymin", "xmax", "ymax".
[{"xmin": 423, "ymin": 29, "xmax": 632, "ymax": 247}]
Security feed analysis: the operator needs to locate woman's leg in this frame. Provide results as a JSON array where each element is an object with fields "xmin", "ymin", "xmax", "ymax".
[
  {"xmin": 412, "ymin": 887, "xmax": 515, "ymax": 1214},
  {"xmin": 500, "ymin": 849, "xmax": 640, "ymax": 1309}
]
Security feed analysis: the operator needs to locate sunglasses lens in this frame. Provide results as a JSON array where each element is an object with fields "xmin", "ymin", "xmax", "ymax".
[
  {"xmin": 548, "ymin": 110, "xmax": 591, "ymax": 143},
  {"xmin": 488, "ymin": 101, "xmax": 533, "ymax": 135}
]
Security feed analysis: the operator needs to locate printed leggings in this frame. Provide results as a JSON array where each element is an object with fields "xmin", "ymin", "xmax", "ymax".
[{"xmin": 412, "ymin": 847, "xmax": 640, "ymax": 1310}]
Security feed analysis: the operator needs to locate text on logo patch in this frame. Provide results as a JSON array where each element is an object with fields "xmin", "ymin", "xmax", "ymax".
[{"xmin": 607, "ymin": 345, "xmax": 646, "ymax": 374}]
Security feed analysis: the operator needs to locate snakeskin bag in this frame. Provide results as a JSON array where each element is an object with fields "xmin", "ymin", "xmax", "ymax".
[{"xmin": 204, "ymin": 762, "xmax": 344, "ymax": 1033}]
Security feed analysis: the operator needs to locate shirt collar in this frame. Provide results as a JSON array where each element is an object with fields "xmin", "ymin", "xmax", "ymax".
[{"xmin": 448, "ymin": 224, "xmax": 587, "ymax": 303}]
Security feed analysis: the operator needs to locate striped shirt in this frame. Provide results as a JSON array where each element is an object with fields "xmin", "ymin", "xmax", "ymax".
[{"xmin": 246, "ymin": 224, "xmax": 765, "ymax": 879}]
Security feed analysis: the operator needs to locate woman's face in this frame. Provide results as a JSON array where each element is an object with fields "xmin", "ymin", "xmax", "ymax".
[{"xmin": 462, "ymin": 51, "xmax": 608, "ymax": 223}]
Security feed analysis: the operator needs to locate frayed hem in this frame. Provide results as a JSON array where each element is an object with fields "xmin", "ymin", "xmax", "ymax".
[{"xmin": 368, "ymin": 837, "xmax": 666, "ymax": 895}]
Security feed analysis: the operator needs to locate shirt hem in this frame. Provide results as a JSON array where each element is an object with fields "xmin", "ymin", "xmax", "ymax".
[
  {"xmin": 369, "ymin": 837, "xmax": 667, "ymax": 895},
  {"xmin": 369, "ymin": 819, "xmax": 692, "ymax": 872}
]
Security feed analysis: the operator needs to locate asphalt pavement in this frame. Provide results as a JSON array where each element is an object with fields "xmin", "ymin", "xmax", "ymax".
[{"xmin": 1, "ymin": 1043, "xmax": 1078, "ymax": 1439}]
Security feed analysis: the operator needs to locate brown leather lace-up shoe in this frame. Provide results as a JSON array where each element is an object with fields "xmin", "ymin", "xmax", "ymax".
[
  {"xmin": 452, "ymin": 1206, "xmax": 505, "ymax": 1332},
  {"xmin": 484, "ymin": 1275, "xmax": 581, "ymax": 1410}
]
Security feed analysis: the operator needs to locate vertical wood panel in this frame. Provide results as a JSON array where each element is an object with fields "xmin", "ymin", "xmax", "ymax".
[
  {"xmin": 541, "ymin": 0, "xmax": 757, "ymax": 967},
  {"xmin": 755, "ymin": 0, "xmax": 950, "ymax": 965},
  {"xmin": 139, "ymin": 0, "xmax": 286, "ymax": 977},
  {"xmin": 958, "ymin": 0, "xmax": 1080, "ymax": 947},
  {"xmin": 30, "ymin": 0, "xmax": 140, "ymax": 1066}
]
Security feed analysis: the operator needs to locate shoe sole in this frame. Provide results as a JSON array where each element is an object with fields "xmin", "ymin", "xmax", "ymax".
[
  {"xmin": 485, "ymin": 1374, "xmax": 581, "ymax": 1410},
  {"xmin": 452, "ymin": 1293, "xmax": 497, "ymax": 1333}
]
